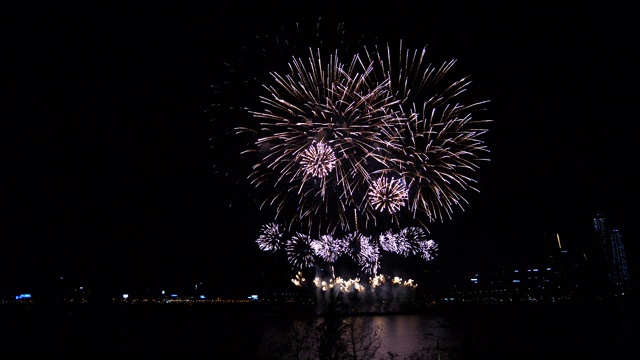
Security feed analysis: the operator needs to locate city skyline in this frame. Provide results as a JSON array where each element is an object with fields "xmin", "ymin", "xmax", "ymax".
[
  {"xmin": 5, "ymin": 1, "xmax": 638, "ymax": 295},
  {"xmin": 2, "ymin": 212, "xmax": 634, "ymax": 302}
]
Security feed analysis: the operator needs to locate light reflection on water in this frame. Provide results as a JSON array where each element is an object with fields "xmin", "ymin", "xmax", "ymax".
[
  {"xmin": 258, "ymin": 301, "xmax": 640, "ymax": 359},
  {"xmin": 371, "ymin": 314, "xmax": 461, "ymax": 357},
  {"xmin": 259, "ymin": 313, "xmax": 462, "ymax": 359},
  {"xmin": 3, "ymin": 301, "xmax": 638, "ymax": 359}
]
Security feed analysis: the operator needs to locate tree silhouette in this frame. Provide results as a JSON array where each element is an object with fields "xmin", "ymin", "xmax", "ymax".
[{"xmin": 317, "ymin": 291, "xmax": 349, "ymax": 360}]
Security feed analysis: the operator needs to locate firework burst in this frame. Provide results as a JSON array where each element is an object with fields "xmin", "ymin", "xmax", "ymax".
[
  {"xmin": 298, "ymin": 140, "xmax": 337, "ymax": 178},
  {"xmin": 310, "ymin": 234, "xmax": 348, "ymax": 263},
  {"xmin": 286, "ymin": 232, "xmax": 316, "ymax": 269},
  {"xmin": 256, "ymin": 222, "xmax": 285, "ymax": 252},
  {"xmin": 212, "ymin": 20, "xmax": 490, "ymax": 275},
  {"xmin": 368, "ymin": 176, "xmax": 409, "ymax": 214},
  {"xmin": 259, "ymin": 222, "xmax": 435, "ymax": 276}
]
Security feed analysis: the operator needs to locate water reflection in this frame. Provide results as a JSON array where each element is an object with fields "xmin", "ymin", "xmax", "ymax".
[
  {"xmin": 371, "ymin": 314, "xmax": 461, "ymax": 357},
  {"xmin": 259, "ymin": 313, "xmax": 462, "ymax": 359},
  {"xmin": 258, "ymin": 301, "xmax": 640, "ymax": 359}
]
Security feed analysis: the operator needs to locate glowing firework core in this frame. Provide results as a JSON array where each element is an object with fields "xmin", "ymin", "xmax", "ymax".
[
  {"xmin": 368, "ymin": 177, "xmax": 408, "ymax": 213},
  {"xmin": 298, "ymin": 140, "xmax": 337, "ymax": 178}
]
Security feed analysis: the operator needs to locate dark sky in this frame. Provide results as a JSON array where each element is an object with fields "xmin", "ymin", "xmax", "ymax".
[{"xmin": 5, "ymin": 1, "xmax": 638, "ymax": 296}]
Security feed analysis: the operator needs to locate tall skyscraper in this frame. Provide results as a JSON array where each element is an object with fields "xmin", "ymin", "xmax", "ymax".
[
  {"xmin": 590, "ymin": 214, "xmax": 630, "ymax": 296},
  {"xmin": 609, "ymin": 229, "xmax": 630, "ymax": 288}
]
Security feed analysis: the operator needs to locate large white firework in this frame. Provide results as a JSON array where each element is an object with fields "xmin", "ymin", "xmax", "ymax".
[
  {"xmin": 234, "ymin": 40, "xmax": 489, "ymax": 238},
  {"xmin": 214, "ymin": 21, "xmax": 489, "ymax": 275}
]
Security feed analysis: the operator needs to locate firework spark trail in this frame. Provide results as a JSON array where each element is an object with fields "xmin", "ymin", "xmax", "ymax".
[
  {"xmin": 238, "ymin": 44, "xmax": 489, "ymax": 236},
  {"xmin": 215, "ymin": 20, "xmax": 490, "ymax": 275},
  {"xmin": 243, "ymin": 48, "xmax": 407, "ymax": 235}
]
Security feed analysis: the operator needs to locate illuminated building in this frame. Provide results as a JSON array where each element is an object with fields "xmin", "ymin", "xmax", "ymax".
[
  {"xmin": 609, "ymin": 229, "xmax": 630, "ymax": 288},
  {"xmin": 589, "ymin": 214, "xmax": 630, "ymax": 297}
]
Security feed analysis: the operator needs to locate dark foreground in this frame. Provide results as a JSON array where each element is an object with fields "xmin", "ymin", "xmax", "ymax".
[{"xmin": 1, "ymin": 299, "xmax": 639, "ymax": 359}]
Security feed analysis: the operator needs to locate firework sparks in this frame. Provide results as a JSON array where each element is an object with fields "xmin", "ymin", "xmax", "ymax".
[
  {"xmin": 291, "ymin": 271, "xmax": 306, "ymax": 287},
  {"xmin": 298, "ymin": 140, "xmax": 337, "ymax": 178},
  {"xmin": 256, "ymin": 222, "xmax": 285, "ymax": 252},
  {"xmin": 417, "ymin": 239, "xmax": 438, "ymax": 261},
  {"xmin": 311, "ymin": 234, "xmax": 348, "ymax": 263},
  {"xmin": 260, "ymin": 223, "xmax": 436, "ymax": 274},
  {"xmin": 400, "ymin": 226, "xmax": 429, "ymax": 256},
  {"xmin": 295, "ymin": 272, "xmax": 418, "ymax": 293},
  {"xmin": 228, "ymin": 36, "xmax": 490, "ymax": 237},
  {"xmin": 369, "ymin": 274, "xmax": 386, "ymax": 287},
  {"xmin": 286, "ymin": 233, "xmax": 316, "ymax": 269},
  {"xmin": 347, "ymin": 232, "xmax": 380, "ymax": 275},
  {"xmin": 213, "ymin": 20, "xmax": 490, "ymax": 277},
  {"xmin": 368, "ymin": 176, "xmax": 409, "ymax": 214}
]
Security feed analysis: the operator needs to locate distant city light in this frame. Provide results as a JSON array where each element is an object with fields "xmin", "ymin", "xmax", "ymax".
[
  {"xmin": 122, "ymin": 294, "xmax": 129, "ymax": 299},
  {"xmin": 15, "ymin": 294, "xmax": 31, "ymax": 300}
]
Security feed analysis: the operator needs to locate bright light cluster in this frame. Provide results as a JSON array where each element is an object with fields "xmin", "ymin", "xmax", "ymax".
[
  {"xmin": 298, "ymin": 140, "xmax": 337, "ymax": 178},
  {"xmin": 256, "ymin": 223, "xmax": 284, "ymax": 252},
  {"xmin": 293, "ymin": 272, "xmax": 418, "ymax": 293},
  {"xmin": 258, "ymin": 222, "xmax": 438, "ymax": 274},
  {"xmin": 216, "ymin": 21, "xmax": 489, "ymax": 280},
  {"xmin": 236, "ymin": 39, "xmax": 490, "ymax": 237},
  {"xmin": 368, "ymin": 177, "xmax": 409, "ymax": 214},
  {"xmin": 286, "ymin": 233, "xmax": 315, "ymax": 269}
]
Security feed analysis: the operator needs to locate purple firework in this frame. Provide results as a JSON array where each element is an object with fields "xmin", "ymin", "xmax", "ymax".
[
  {"xmin": 256, "ymin": 222, "xmax": 284, "ymax": 252},
  {"xmin": 286, "ymin": 233, "xmax": 316, "ymax": 269},
  {"xmin": 343, "ymin": 232, "xmax": 380, "ymax": 275},
  {"xmin": 417, "ymin": 239, "xmax": 438, "ymax": 261},
  {"xmin": 311, "ymin": 234, "xmax": 348, "ymax": 263}
]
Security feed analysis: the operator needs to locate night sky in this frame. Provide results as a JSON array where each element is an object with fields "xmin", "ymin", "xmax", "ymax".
[{"xmin": 5, "ymin": 1, "xmax": 638, "ymax": 296}]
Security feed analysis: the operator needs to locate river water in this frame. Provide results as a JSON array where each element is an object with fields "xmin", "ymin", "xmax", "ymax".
[
  {"xmin": 258, "ymin": 301, "xmax": 639, "ymax": 359},
  {"xmin": 2, "ymin": 300, "xmax": 638, "ymax": 359}
]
